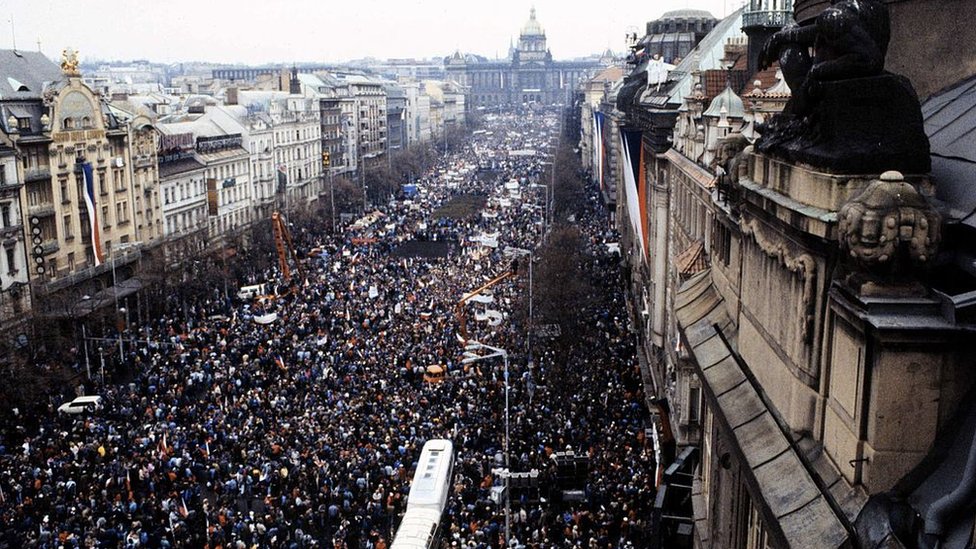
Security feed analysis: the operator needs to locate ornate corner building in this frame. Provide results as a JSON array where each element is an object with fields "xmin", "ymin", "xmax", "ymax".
[
  {"xmin": 595, "ymin": 0, "xmax": 976, "ymax": 546},
  {"xmin": 0, "ymin": 49, "xmax": 162, "ymax": 329}
]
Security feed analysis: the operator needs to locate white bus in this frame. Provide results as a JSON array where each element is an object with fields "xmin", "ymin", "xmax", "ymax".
[{"xmin": 391, "ymin": 439, "xmax": 455, "ymax": 549}]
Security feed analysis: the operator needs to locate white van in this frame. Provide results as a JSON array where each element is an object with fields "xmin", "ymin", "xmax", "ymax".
[
  {"xmin": 237, "ymin": 283, "xmax": 267, "ymax": 300},
  {"xmin": 57, "ymin": 395, "xmax": 103, "ymax": 415}
]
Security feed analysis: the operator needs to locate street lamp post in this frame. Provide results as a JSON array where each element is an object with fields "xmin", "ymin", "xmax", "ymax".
[
  {"xmin": 462, "ymin": 341, "xmax": 510, "ymax": 546},
  {"xmin": 329, "ymin": 168, "xmax": 337, "ymax": 233},
  {"xmin": 506, "ymin": 247, "xmax": 534, "ymax": 358},
  {"xmin": 98, "ymin": 346, "xmax": 105, "ymax": 387},
  {"xmin": 109, "ymin": 246, "xmax": 125, "ymax": 357},
  {"xmin": 360, "ymin": 161, "xmax": 368, "ymax": 213}
]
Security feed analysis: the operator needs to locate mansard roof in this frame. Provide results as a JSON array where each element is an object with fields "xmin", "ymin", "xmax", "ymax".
[{"xmin": 0, "ymin": 49, "xmax": 63, "ymax": 100}]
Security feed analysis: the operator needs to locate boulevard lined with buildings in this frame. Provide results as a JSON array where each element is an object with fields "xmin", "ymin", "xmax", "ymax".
[
  {"xmin": 3, "ymin": 1, "xmax": 976, "ymax": 547},
  {"xmin": 0, "ymin": 8, "xmax": 607, "ymax": 333}
]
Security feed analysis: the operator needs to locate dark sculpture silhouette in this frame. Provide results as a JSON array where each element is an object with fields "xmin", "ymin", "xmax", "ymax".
[
  {"xmin": 760, "ymin": 0, "xmax": 890, "ymax": 115},
  {"xmin": 753, "ymin": 0, "xmax": 930, "ymax": 174}
]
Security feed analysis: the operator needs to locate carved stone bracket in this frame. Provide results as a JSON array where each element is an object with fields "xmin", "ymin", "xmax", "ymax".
[
  {"xmin": 741, "ymin": 215, "xmax": 817, "ymax": 342},
  {"xmin": 838, "ymin": 170, "xmax": 941, "ymax": 281}
]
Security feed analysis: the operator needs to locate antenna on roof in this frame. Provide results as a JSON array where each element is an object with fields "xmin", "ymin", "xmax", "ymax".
[{"xmin": 10, "ymin": 15, "xmax": 18, "ymax": 54}]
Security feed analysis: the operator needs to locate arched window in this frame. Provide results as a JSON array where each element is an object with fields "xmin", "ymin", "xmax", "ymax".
[{"xmin": 63, "ymin": 117, "xmax": 74, "ymax": 130}]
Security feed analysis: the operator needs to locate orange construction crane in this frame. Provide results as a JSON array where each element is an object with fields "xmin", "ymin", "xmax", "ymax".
[
  {"xmin": 455, "ymin": 260, "xmax": 518, "ymax": 345},
  {"xmin": 271, "ymin": 211, "xmax": 304, "ymax": 284}
]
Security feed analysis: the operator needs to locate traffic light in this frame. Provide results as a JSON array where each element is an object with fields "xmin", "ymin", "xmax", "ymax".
[{"xmin": 322, "ymin": 151, "xmax": 331, "ymax": 168}]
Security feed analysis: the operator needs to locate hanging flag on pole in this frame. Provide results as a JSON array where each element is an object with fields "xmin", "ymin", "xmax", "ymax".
[
  {"xmin": 80, "ymin": 162, "xmax": 104, "ymax": 266},
  {"xmin": 594, "ymin": 112, "xmax": 607, "ymax": 192},
  {"xmin": 620, "ymin": 128, "xmax": 647, "ymax": 259}
]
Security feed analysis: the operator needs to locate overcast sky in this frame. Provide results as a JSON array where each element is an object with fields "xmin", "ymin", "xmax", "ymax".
[{"xmin": 4, "ymin": 0, "xmax": 737, "ymax": 65}]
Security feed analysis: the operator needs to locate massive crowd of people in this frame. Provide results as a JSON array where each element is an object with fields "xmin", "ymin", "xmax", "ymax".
[{"xmin": 0, "ymin": 111, "xmax": 657, "ymax": 548}]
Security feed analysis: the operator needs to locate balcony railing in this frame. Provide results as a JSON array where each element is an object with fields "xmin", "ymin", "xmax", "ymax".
[
  {"xmin": 24, "ymin": 166, "xmax": 51, "ymax": 182},
  {"xmin": 0, "ymin": 223, "xmax": 22, "ymax": 238},
  {"xmin": 134, "ymin": 155, "xmax": 155, "ymax": 168},
  {"xmin": 28, "ymin": 203, "xmax": 55, "ymax": 217},
  {"xmin": 40, "ymin": 239, "xmax": 59, "ymax": 255},
  {"xmin": 742, "ymin": 10, "xmax": 793, "ymax": 28}
]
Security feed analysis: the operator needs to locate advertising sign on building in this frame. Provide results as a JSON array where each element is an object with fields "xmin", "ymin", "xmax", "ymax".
[
  {"xmin": 197, "ymin": 134, "xmax": 243, "ymax": 153},
  {"xmin": 158, "ymin": 132, "xmax": 194, "ymax": 153},
  {"xmin": 206, "ymin": 178, "xmax": 218, "ymax": 215}
]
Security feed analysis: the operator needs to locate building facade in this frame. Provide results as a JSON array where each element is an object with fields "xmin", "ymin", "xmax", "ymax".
[
  {"xmin": 157, "ymin": 136, "xmax": 208, "ymax": 267},
  {"xmin": 445, "ymin": 8, "xmax": 604, "ymax": 109},
  {"xmin": 383, "ymin": 82, "xmax": 407, "ymax": 152},
  {"xmin": 403, "ymin": 82, "xmax": 432, "ymax": 146},
  {"xmin": 270, "ymin": 95, "xmax": 322, "ymax": 207},
  {"xmin": 0, "ymin": 51, "xmax": 158, "ymax": 319},
  {"xmin": 0, "ymin": 146, "xmax": 30, "ymax": 326},
  {"xmin": 339, "ymin": 74, "xmax": 387, "ymax": 167},
  {"xmin": 604, "ymin": 0, "xmax": 976, "ymax": 546}
]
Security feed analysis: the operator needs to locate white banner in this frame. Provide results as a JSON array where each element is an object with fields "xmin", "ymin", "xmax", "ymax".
[
  {"xmin": 253, "ymin": 312, "xmax": 278, "ymax": 325},
  {"xmin": 620, "ymin": 132, "xmax": 647, "ymax": 258}
]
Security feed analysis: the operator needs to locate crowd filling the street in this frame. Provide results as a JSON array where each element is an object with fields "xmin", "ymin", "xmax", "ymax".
[{"xmin": 0, "ymin": 111, "xmax": 658, "ymax": 549}]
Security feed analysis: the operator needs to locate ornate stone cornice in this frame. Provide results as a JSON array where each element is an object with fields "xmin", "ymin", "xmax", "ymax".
[{"xmin": 741, "ymin": 214, "xmax": 817, "ymax": 342}]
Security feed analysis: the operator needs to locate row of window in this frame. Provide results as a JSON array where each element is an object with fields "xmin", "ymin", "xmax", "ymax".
[
  {"xmin": 165, "ymin": 206, "xmax": 206, "ymax": 236},
  {"xmin": 217, "ymin": 208, "xmax": 250, "ymax": 234},
  {"xmin": 76, "ymin": 199, "xmax": 130, "ymax": 234},
  {"xmin": 275, "ymin": 144, "xmax": 318, "ymax": 164},
  {"xmin": 61, "ymin": 116, "xmax": 94, "ymax": 130},
  {"xmin": 673, "ymin": 173, "xmax": 709, "ymax": 243},
  {"xmin": 163, "ymin": 178, "xmax": 206, "ymax": 205},
  {"xmin": 699, "ymin": 407, "xmax": 773, "ymax": 549},
  {"xmin": 274, "ymin": 127, "xmax": 321, "ymax": 145},
  {"xmin": 210, "ymin": 161, "xmax": 247, "ymax": 182}
]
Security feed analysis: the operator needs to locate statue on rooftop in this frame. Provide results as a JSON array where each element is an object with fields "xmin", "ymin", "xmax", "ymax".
[
  {"xmin": 754, "ymin": 0, "xmax": 930, "ymax": 175},
  {"xmin": 60, "ymin": 47, "xmax": 81, "ymax": 77},
  {"xmin": 760, "ymin": 0, "xmax": 890, "ymax": 115}
]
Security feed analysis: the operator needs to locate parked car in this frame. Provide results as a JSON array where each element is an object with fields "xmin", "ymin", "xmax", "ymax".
[{"xmin": 57, "ymin": 395, "xmax": 103, "ymax": 415}]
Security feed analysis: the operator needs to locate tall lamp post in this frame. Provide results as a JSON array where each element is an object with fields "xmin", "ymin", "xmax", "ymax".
[
  {"xmin": 329, "ymin": 166, "xmax": 337, "ymax": 233},
  {"xmin": 360, "ymin": 159, "xmax": 368, "ymax": 213},
  {"xmin": 506, "ymin": 247, "xmax": 534, "ymax": 357},
  {"xmin": 108, "ymin": 243, "xmax": 136, "ymax": 358},
  {"xmin": 462, "ymin": 341, "xmax": 510, "ymax": 547}
]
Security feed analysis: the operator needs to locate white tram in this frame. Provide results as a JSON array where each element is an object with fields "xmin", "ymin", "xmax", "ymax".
[{"xmin": 390, "ymin": 439, "xmax": 455, "ymax": 549}]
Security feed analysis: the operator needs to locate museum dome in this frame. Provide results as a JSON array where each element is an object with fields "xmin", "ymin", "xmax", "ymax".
[
  {"xmin": 660, "ymin": 8, "xmax": 717, "ymax": 19},
  {"xmin": 521, "ymin": 7, "xmax": 545, "ymax": 36}
]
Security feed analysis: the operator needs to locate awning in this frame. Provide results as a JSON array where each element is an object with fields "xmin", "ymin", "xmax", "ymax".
[
  {"xmin": 39, "ymin": 277, "xmax": 145, "ymax": 319},
  {"xmin": 676, "ymin": 270, "xmax": 849, "ymax": 548}
]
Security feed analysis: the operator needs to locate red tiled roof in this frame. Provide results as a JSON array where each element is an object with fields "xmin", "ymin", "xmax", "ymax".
[
  {"xmin": 702, "ymin": 69, "xmax": 749, "ymax": 103},
  {"xmin": 676, "ymin": 240, "xmax": 708, "ymax": 277},
  {"xmin": 732, "ymin": 54, "xmax": 748, "ymax": 72},
  {"xmin": 744, "ymin": 62, "xmax": 781, "ymax": 92}
]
